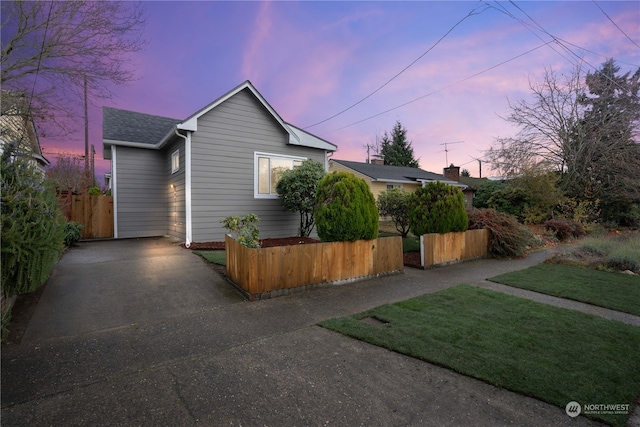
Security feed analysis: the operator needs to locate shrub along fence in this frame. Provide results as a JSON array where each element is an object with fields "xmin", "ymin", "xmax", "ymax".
[
  {"xmin": 225, "ymin": 235, "xmax": 403, "ymax": 300},
  {"xmin": 422, "ymin": 229, "xmax": 489, "ymax": 267}
]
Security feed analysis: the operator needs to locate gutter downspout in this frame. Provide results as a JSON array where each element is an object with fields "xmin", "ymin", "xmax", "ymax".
[
  {"xmin": 174, "ymin": 129, "xmax": 192, "ymax": 248},
  {"xmin": 111, "ymin": 145, "xmax": 118, "ymax": 238}
]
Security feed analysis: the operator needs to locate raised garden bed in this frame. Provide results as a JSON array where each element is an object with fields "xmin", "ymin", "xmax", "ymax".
[{"xmin": 225, "ymin": 235, "xmax": 404, "ymax": 300}]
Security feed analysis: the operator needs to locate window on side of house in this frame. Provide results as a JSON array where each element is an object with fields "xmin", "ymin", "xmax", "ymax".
[
  {"xmin": 386, "ymin": 184, "xmax": 403, "ymax": 190},
  {"xmin": 171, "ymin": 149, "xmax": 179, "ymax": 174},
  {"xmin": 255, "ymin": 152, "xmax": 305, "ymax": 198}
]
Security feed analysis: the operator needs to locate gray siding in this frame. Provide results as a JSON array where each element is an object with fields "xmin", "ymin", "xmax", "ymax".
[
  {"xmin": 190, "ymin": 88, "xmax": 326, "ymax": 241},
  {"xmin": 115, "ymin": 146, "xmax": 167, "ymax": 238},
  {"xmin": 166, "ymin": 139, "xmax": 186, "ymax": 241}
]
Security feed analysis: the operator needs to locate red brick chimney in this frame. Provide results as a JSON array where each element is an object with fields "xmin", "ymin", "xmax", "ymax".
[{"xmin": 443, "ymin": 164, "xmax": 460, "ymax": 182}]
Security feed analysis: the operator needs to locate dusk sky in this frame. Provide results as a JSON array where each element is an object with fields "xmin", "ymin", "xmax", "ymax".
[{"xmin": 41, "ymin": 1, "xmax": 639, "ymax": 185}]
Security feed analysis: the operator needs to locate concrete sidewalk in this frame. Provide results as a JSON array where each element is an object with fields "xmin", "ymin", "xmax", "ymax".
[{"xmin": 1, "ymin": 238, "xmax": 627, "ymax": 426}]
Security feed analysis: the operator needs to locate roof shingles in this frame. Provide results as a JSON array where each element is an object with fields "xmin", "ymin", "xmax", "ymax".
[
  {"xmin": 103, "ymin": 107, "xmax": 181, "ymax": 145},
  {"xmin": 331, "ymin": 159, "xmax": 459, "ymax": 185}
]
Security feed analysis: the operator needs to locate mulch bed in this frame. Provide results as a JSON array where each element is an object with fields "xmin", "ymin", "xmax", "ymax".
[
  {"xmin": 186, "ymin": 237, "xmax": 425, "ymax": 269},
  {"xmin": 184, "ymin": 237, "xmax": 320, "ymax": 250}
]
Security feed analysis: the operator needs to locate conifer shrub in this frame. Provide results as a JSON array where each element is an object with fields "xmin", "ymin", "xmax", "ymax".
[
  {"xmin": 64, "ymin": 221, "xmax": 84, "ymax": 246},
  {"xmin": 1, "ymin": 147, "xmax": 66, "ymax": 297},
  {"xmin": 314, "ymin": 172, "xmax": 378, "ymax": 242},
  {"xmin": 409, "ymin": 181, "xmax": 468, "ymax": 236},
  {"xmin": 467, "ymin": 208, "xmax": 535, "ymax": 258}
]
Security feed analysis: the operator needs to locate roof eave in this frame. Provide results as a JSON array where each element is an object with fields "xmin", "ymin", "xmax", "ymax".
[{"xmin": 103, "ymin": 138, "xmax": 162, "ymax": 150}]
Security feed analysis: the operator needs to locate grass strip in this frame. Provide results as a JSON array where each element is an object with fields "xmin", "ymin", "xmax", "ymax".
[
  {"xmin": 489, "ymin": 263, "xmax": 640, "ymax": 316},
  {"xmin": 193, "ymin": 250, "xmax": 226, "ymax": 266},
  {"xmin": 319, "ymin": 285, "xmax": 640, "ymax": 426}
]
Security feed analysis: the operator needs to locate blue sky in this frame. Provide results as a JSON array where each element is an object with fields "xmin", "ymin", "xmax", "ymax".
[{"xmin": 41, "ymin": 1, "xmax": 640, "ymax": 183}]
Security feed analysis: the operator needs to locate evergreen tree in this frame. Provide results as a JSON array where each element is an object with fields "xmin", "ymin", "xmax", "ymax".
[
  {"xmin": 566, "ymin": 59, "xmax": 640, "ymax": 223},
  {"xmin": 379, "ymin": 121, "xmax": 420, "ymax": 168},
  {"xmin": 315, "ymin": 172, "xmax": 378, "ymax": 242}
]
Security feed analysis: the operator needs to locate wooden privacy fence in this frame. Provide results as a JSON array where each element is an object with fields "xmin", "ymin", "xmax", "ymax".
[
  {"xmin": 59, "ymin": 192, "xmax": 114, "ymax": 239},
  {"xmin": 226, "ymin": 235, "xmax": 404, "ymax": 300},
  {"xmin": 422, "ymin": 229, "xmax": 489, "ymax": 267}
]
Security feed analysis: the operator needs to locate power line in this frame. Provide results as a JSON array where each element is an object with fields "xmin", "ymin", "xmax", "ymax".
[
  {"xmin": 494, "ymin": 1, "xmax": 633, "ymax": 91},
  {"xmin": 27, "ymin": 1, "xmax": 53, "ymax": 119},
  {"xmin": 324, "ymin": 41, "xmax": 551, "ymax": 133},
  {"xmin": 593, "ymin": 0, "xmax": 640, "ymax": 49},
  {"xmin": 303, "ymin": 1, "xmax": 490, "ymax": 130}
]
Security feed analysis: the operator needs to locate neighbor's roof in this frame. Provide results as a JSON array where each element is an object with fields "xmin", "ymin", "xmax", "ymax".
[
  {"xmin": 331, "ymin": 159, "xmax": 467, "ymax": 188},
  {"xmin": 103, "ymin": 81, "xmax": 337, "ymax": 155}
]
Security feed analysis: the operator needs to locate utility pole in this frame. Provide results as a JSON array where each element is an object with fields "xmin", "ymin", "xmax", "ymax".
[
  {"xmin": 439, "ymin": 141, "xmax": 463, "ymax": 165},
  {"xmin": 478, "ymin": 159, "xmax": 482, "ymax": 178},
  {"xmin": 84, "ymin": 76, "xmax": 89, "ymax": 182},
  {"xmin": 91, "ymin": 144, "xmax": 96, "ymax": 187}
]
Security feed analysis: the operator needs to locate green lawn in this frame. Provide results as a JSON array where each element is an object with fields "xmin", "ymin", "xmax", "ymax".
[
  {"xmin": 402, "ymin": 236, "xmax": 420, "ymax": 253},
  {"xmin": 193, "ymin": 250, "xmax": 226, "ymax": 266},
  {"xmin": 489, "ymin": 263, "xmax": 640, "ymax": 316},
  {"xmin": 319, "ymin": 285, "xmax": 640, "ymax": 426}
]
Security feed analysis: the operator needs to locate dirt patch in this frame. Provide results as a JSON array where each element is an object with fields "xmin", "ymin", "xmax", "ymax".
[
  {"xmin": 2, "ymin": 281, "xmax": 49, "ymax": 345},
  {"xmin": 185, "ymin": 237, "xmax": 321, "ymax": 250}
]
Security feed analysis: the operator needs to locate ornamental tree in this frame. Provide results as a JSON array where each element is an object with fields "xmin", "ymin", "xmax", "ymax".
[
  {"xmin": 377, "ymin": 188, "xmax": 412, "ymax": 237},
  {"xmin": 275, "ymin": 159, "xmax": 326, "ymax": 237}
]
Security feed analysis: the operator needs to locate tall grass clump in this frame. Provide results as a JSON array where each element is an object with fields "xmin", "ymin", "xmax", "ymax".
[{"xmin": 567, "ymin": 232, "xmax": 640, "ymax": 273}]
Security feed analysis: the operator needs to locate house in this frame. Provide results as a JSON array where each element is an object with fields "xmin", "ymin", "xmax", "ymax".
[
  {"xmin": 0, "ymin": 92, "xmax": 49, "ymax": 175},
  {"xmin": 102, "ymin": 81, "xmax": 337, "ymax": 246},
  {"xmin": 329, "ymin": 159, "xmax": 474, "ymax": 209}
]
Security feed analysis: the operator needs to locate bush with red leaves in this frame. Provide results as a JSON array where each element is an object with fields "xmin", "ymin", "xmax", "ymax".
[
  {"xmin": 467, "ymin": 208, "xmax": 535, "ymax": 258},
  {"xmin": 544, "ymin": 218, "xmax": 586, "ymax": 241}
]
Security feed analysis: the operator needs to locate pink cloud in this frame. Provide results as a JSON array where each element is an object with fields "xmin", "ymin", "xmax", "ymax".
[{"xmin": 241, "ymin": 1, "xmax": 274, "ymax": 88}]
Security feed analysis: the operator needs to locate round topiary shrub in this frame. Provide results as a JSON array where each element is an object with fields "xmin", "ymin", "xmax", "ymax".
[
  {"xmin": 409, "ymin": 181, "xmax": 468, "ymax": 236},
  {"xmin": 314, "ymin": 172, "xmax": 379, "ymax": 242}
]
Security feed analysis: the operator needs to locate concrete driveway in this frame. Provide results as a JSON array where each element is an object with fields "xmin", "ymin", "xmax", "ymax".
[
  {"xmin": 20, "ymin": 237, "xmax": 245, "ymax": 342},
  {"xmin": 1, "ymin": 238, "xmax": 609, "ymax": 426}
]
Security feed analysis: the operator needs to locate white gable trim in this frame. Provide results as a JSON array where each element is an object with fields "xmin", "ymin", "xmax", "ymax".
[{"xmin": 180, "ymin": 81, "xmax": 300, "ymax": 145}]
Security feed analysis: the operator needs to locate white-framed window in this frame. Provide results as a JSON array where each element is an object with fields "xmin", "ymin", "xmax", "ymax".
[
  {"xmin": 254, "ymin": 152, "xmax": 305, "ymax": 198},
  {"xmin": 386, "ymin": 184, "xmax": 403, "ymax": 190},
  {"xmin": 171, "ymin": 149, "xmax": 180, "ymax": 174}
]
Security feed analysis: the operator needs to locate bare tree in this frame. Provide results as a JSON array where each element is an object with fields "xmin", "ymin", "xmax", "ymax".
[
  {"xmin": 1, "ymin": 1, "xmax": 146, "ymax": 135},
  {"xmin": 46, "ymin": 155, "xmax": 91, "ymax": 193},
  {"xmin": 486, "ymin": 63, "xmax": 586, "ymax": 177},
  {"xmin": 487, "ymin": 59, "xmax": 640, "ymax": 223}
]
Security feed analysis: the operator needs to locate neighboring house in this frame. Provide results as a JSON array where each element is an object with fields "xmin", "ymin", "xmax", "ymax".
[
  {"xmin": 102, "ymin": 81, "xmax": 337, "ymax": 245},
  {"xmin": 329, "ymin": 159, "xmax": 474, "ymax": 209},
  {"xmin": 0, "ymin": 93, "xmax": 49, "ymax": 175}
]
